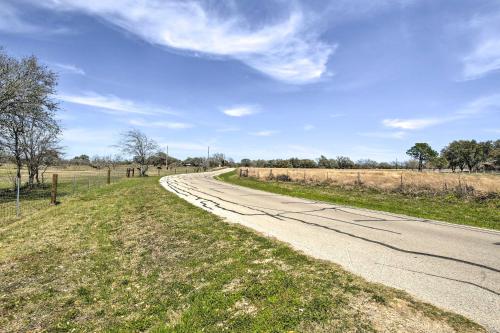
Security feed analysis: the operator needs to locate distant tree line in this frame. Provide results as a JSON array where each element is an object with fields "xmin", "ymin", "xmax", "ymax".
[
  {"xmin": 54, "ymin": 139, "xmax": 499, "ymax": 174},
  {"xmin": 239, "ymin": 156, "xmax": 414, "ymax": 170},
  {"xmin": 239, "ymin": 139, "xmax": 499, "ymax": 172}
]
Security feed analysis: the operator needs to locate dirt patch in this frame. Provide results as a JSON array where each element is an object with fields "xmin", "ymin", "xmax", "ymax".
[{"xmin": 354, "ymin": 296, "xmax": 457, "ymax": 333}]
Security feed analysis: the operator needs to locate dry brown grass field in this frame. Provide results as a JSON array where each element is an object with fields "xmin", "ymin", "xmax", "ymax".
[{"xmin": 243, "ymin": 167, "xmax": 500, "ymax": 194}]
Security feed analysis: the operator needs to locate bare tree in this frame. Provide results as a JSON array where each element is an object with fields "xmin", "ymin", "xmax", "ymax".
[
  {"xmin": 118, "ymin": 129, "xmax": 158, "ymax": 176},
  {"xmin": 336, "ymin": 156, "xmax": 354, "ymax": 169},
  {"xmin": 70, "ymin": 154, "xmax": 90, "ymax": 166},
  {"xmin": 211, "ymin": 152, "xmax": 225, "ymax": 167},
  {"xmin": 0, "ymin": 49, "xmax": 59, "ymax": 182},
  {"xmin": 40, "ymin": 148, "xmax": 61, "ymax": 183},
  {"xmin": 91, "ymin": 155, "xmax": 122, "ymax": 170},
  {"xmin": 20, "ymin": 115, "xmax": 61, "ymax": 186}
]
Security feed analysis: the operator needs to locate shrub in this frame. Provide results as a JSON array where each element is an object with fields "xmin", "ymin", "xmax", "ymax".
[{"xmin": 276, "ymin": 174, "xmax": 291, "ymax": 182}]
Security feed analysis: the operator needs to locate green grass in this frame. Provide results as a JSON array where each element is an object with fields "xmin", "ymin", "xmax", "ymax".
[
  {"xmin": 0, "ymin": 177, "xmax": 484, "ymax": 332},
  {"xmin": 0, "ymin": 167, "xmax": 202, "ymax": 221},
  {"xmin": 0, "ymin": 174, "xmax": 121, "ymax": 221},
  {"xmin": 217, "ymin": 170, "xmax": 500, "ymax": 231}
]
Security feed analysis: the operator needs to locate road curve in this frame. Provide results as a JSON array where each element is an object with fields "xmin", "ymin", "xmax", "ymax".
[{"xmin": 160, "ymin": 169, "xmax": 500, "ymax": 332}]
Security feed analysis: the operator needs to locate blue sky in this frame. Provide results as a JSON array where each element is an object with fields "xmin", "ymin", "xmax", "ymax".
[{"xmin": 1, "ymin": 0, "xmax": 499, "ymax": 162}]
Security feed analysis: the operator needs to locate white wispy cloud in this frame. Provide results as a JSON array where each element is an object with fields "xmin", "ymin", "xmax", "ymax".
[
  {"xmin": 34, "ymin": 0, "xmax": 335, "ymax": 83},
  {"xmin": 0, "ymin": 1, "xmax": 72, "ymax": 35},
  {"xmin": 52, "ymin": 63, "xmax": 86, "ymax": 75},
  {"xmin": 61, "ymin": 128, "xmax": 119, "ymax": 156},
  {"xmin": 129, "ymin": 119, "xmax": 193, "ymax": 129},
  {"xmin": 358, "ymin": 131, "xmax": 406, "ymax": 139},
  {"xmin": 461, "ymin": 13, "xmax": 500, "ymax": 80},
  {"xmin": 457, "ymin": 94, "xmax": 500, "ymax": 115},
  {"xmin": 222, "ymin": 105, "xmax": 259, "ymax": 117},
  {"xmin": 303, "ymin": 124, "xmax": 315, "ymax": 131},
  {"xmin": 381, "ymin": 94, "xmax": 500, "ymax": 132},
  {"xmin": 382, "ymin": 118, "xmax": 447, "ymax": 130},
  {"xmin": 250, "ymin": 130, "xmax": 278, "ymax": 137},
  {"xmin": 463, "ymin": 39, "xmax": 500, "ymax": 80},
  {"xmin": 62, "ymin": 128, "xmax": 115, "ymax": 144},
  {"xmin": 57, "ymin": 92, "xmax": 177, "ymax": 116},
  {"xmin": 0, "ymin": 3, "xmax": 38, "ymax": 33}
]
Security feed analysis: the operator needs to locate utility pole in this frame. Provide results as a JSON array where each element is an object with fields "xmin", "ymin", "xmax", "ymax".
[
  {"xmin": 207, "ymin": 146, "xmax": 210, "ymax": 169},
  {"xmin": 166, "ymin": 145, "xmax": 169, "ymax": 171}
]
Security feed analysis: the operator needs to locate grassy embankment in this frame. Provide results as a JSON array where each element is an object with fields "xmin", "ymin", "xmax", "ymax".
[
  {"xmin": 0, "ymin": 176, "xmax": 484, "ymax": 332},
  {"xmin": 217, "ymin": 170, "xmax": 500, "ymax": 231}
]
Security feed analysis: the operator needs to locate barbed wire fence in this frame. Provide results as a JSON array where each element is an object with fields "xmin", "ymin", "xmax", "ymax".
[
  {"xmin": 0, "ymin": 170, "xmax": 117, "ymax": 221},
  {"xmin": 0, "ymin": 166, "xmax": 203, "ymax": 222},
  {"xmin": 238, "ymin": 167, "xmax": 500, "ymax": 196}
]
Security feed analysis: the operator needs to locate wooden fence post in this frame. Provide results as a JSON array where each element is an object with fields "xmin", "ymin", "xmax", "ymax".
[
  {"xmin": 107, "ymin": 169, "xmax": 111, "ymax": 184},
  {"xmin": 51, "ymin": 174, "xmax": 58, "ymax": 205}
]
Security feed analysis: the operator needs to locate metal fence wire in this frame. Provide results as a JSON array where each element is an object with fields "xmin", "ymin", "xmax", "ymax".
[
  {"xmin": 0, "ymin": 166, "xmax": 205, "ymax": 222},
  {"xmin": 0, "ymin": 170, "xmax": 119, "ymax": 221}
]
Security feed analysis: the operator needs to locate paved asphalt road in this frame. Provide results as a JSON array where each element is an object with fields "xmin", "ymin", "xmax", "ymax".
[{"xmin": 160, "ymin": 169, "xmax": 500, "ymax": 332}]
